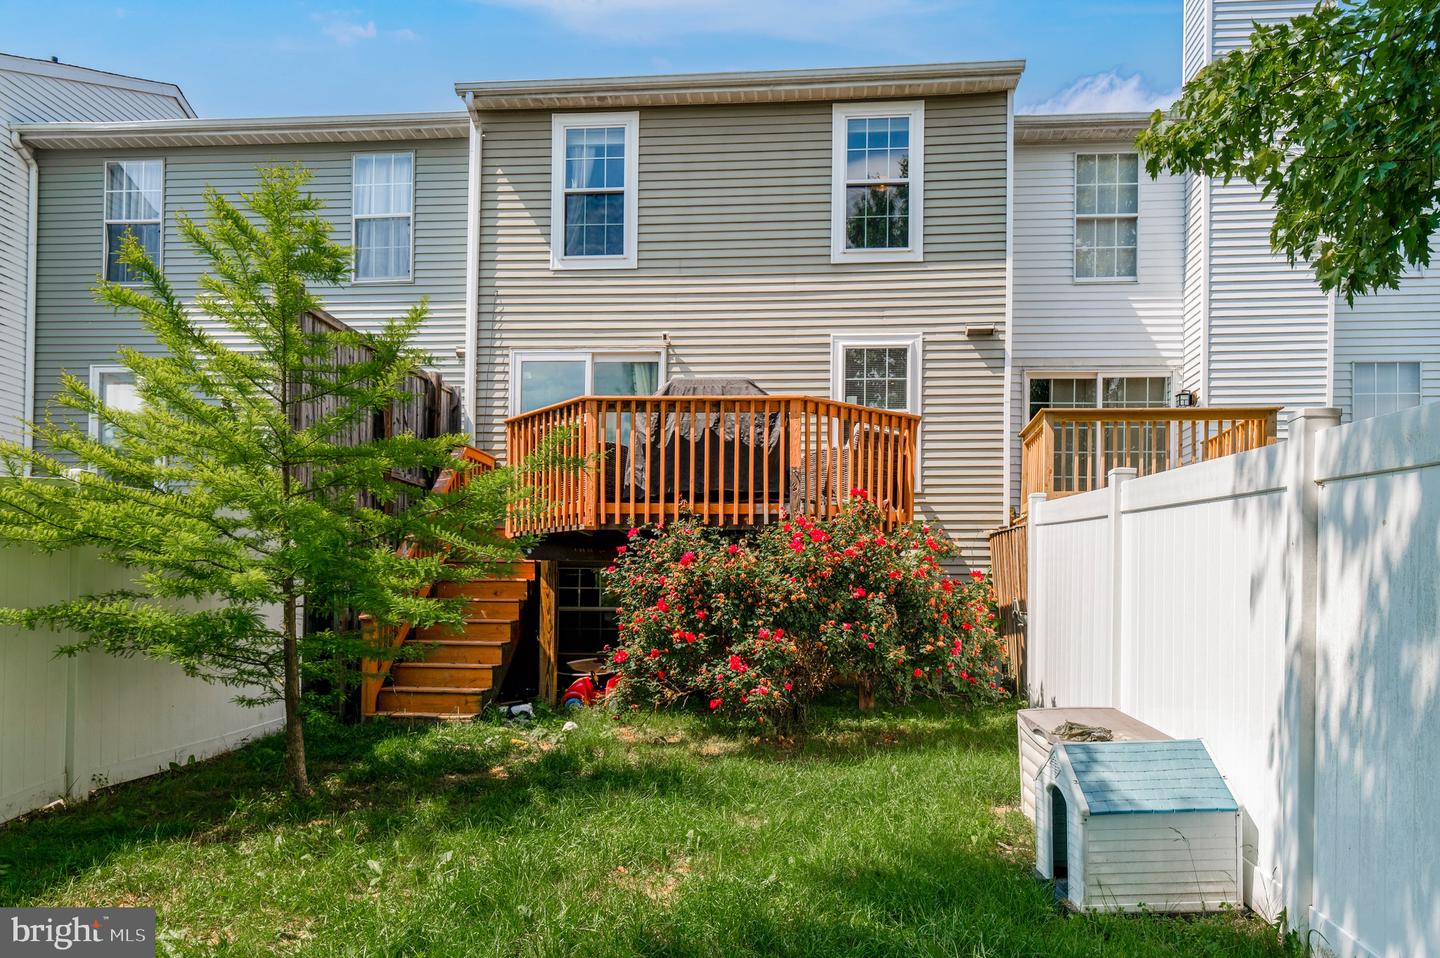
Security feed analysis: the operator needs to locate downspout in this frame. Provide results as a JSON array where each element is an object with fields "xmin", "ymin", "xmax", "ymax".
[
  {"xmin": 461, "ymin": 93, "xmax": 482, "ymax": 445},
  {"xmin": 11, "ymin": 131, "xmax": 38, "ymax": 460},
  {"xmin": 1000, "ymin": 87, "xmax": 1015, "ymax": 520}
]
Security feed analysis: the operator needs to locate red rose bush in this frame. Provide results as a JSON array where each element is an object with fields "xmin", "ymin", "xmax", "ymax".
[{"xmin": 600, "ymin": 494, "xmax": 1005, "ymax": 726}]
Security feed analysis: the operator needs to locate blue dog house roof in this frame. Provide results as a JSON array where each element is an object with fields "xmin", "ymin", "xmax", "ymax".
[{"xmin": 1061, "ymin": 740, "xmax": 1238, "ymax": 815}]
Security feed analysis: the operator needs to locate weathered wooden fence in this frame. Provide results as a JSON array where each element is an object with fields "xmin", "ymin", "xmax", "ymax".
[{"xmin": 987, "ymin": 520, "xmax": 1028, "ymax": 687}]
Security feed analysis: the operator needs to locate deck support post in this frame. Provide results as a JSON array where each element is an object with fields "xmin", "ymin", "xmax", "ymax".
[{"xmin": 538, "ymin": 560, "xmax": 559, "ymax": 706}]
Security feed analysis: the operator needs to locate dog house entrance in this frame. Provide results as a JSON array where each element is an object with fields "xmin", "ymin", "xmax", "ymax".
[{"xmin": 1049, "ymin": 785, "xmax": 1068, "ymax": 882}]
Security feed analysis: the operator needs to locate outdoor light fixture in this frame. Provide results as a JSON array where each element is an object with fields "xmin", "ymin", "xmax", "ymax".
[{"xmin": 1174, "ymin": 389, "xmax": 1197, "ymax": 407}]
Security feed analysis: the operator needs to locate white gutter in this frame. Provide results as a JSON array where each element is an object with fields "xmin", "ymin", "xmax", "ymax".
[
  {"xmin": 11, "ymin": 131, "xmax": 38, "ymax": 459},
  {"xmin": 461, "ymin": 93, "xmax": 482, "ymax": 444}
]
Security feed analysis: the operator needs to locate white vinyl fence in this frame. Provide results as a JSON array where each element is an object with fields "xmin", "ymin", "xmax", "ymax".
[
  {"xmin": 1026, "ymin": 403, "xmax": 1440, "ymax": 958},
  {"xmin": 0, "ymin": 546, "xmax": 283, "ymax": 823}
]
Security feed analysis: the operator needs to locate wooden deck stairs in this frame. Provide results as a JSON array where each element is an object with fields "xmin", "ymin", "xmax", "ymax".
[{"xmin": 366, "ymin": 560, "xmax": 536, "ymax": 718}]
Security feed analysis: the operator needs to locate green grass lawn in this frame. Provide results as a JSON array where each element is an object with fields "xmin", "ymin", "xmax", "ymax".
[{"xmin": 0, "ymin": 701, "xmax": 1303, "ymax": 957}]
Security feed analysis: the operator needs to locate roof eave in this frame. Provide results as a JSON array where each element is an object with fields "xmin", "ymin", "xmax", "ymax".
[
  {"xmin": 456, "ymin": 60, "xmax": 1025, "ymax": 112},
  {"xmin": 13, "ymin": 112, "xmax": 470, "ymax": 150},
  {"xmin": 1014, "ymin": 111, "xmax": 1160, "ymax": 144}
]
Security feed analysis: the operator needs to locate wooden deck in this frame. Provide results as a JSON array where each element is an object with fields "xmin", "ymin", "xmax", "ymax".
[
  {"xmin": 1018, "ymin": 406, "xmax": 1280, "ymax": 507},
  {"xmin": 505, "ymin": 395, "xmax": 919, "ymax": 534}
]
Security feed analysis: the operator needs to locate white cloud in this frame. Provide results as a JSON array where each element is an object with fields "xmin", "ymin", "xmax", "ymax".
[
  {"xmin": 1021, "ymin": 70, "xmax": 1178, "ymax": 115},
  {"xmin": 482, "ymin": 0, "xmax": 935, "ymax": 43},
  {"xmin": 314, "ymin": 11, "xmax": 379, "ymax": 46}
]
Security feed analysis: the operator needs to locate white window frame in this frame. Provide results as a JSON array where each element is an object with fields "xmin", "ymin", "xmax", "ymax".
[
  {"xmin": 1024, "ymin": 370, "xmax": 1174, "ymax": 422},
  {"xmin": 831, "ymin": 333, "xmax": 924, "ymax": 488},
  {"xmin": 1351, "ymin": 361, "xmax": 1423, "ymax": 421},
  {"xmin": 1073, "ymin": 152, "xmax": 1140, "ymax": 284},
  {"xmin": 509, "ymin": 349, "xmax": 665, "ymax": 415},
  {"xmin": 351, "ymin": 151, "xmax": 416, "ymax": 284},
  {"xmin": 89, "ymin": 364, "xmax": 140, "ymax": 444},
  {"xmin": 830, "ymin": 333, "xmax": 923, "ymax": 415},
  {"xmin": 550, "ymin": 112, "xmax": 640, "ymax": 271},
  {"xmin": 831, "ymin": 101, "xmax": 925, "ymax": 264},
  {"xmin": 102, "ymin": 158, "xmax": 164, "ymax": 285}
]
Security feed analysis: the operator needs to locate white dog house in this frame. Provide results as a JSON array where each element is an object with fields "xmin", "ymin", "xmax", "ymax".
[{"xmin": 1035, "ymin": 739, "xmax": 1242, "ymax": 913}]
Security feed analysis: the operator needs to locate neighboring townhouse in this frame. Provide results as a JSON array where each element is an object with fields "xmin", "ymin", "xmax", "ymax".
[
  {"xmin": 1008, "ymin": 112, "xmax": 1185, "ymax": 510},
  {"xmin": 1177, "ymin": 0, "xmax": 1440, "ymax": 423},
  {"xmin": 15, "ymin": 113, "xmax": 472, "ymax": 439},
  {"xmin": 0, "ymin": 52, "xmax": 193, "ymax": 452}
]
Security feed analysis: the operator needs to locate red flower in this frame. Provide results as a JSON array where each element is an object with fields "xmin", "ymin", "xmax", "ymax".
[
  {"xmin": 696, "ymin": 610, "xmax": 708, "ymax": 621},
  {"xmin": 679, "ymin": 551, "xmax": 697, "ymax": 567},
  {"xmin": 727, "ymin": 543, "xmax": 741, "ymax": 555},
  {"xmin": 940, "ymin": 579, "xmax": 954, "ymax": 594},
  {"xmin": 709, "ymin": 698, "xmax": 722, "ymax": 710},
  {"xmin": 728, "ymin": 655, "xmax": 748, "ymax": 673},
  {"xmin": 612, "ymin": 650, "xmax": 630, "ymax": 664},
  {"xmin": 970, "ymin": 569, "xmax": 985, "ymax": 581},
  {"xmin": 656, "ymin": 597, "xmax": 670, "ymax": 612},
  {"xmin": 852, "ymin": 587, "xmax": 867, "ymax": 599},
  {"xmin": 647, "ymin": 648, "xmax": 662, "ymax": 659},
  {"xmin": 616, "ymin": 545, "xmax": 627, "ymax": 555},
  {"xmin": 758, "ymin": 627, "xmax": 772, "ymax": 639},
  {"xmin": 809, "ymin": 528, "xmax": 829, "ymax": 543},
  {"xmin": 913, "ymin": 667, "xmax": 924, "ymax": 677},
  {"xmin": 627, "ymin": 527, "xmax": 640, "ymax": 539}
]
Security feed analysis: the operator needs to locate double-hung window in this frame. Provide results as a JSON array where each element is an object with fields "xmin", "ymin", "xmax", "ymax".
[
  {"xmin": 832, "ymin": 102, "xmax": 924, "ymax": 263},
  {"xmin": 833, "ymin": 336, "xmax": 922, "ymax": 414},
  {"xmin": 512, "ymin": 350, "xmax": 661, "ymax": 415},
  {"xmin": 1353, "ymin": 362, "xmax": 1422, "ymax": 420},
  {"xmin": 1075, "ymin": 153, "xmax": 1139, "ymax": 281},
  {"xmin": 103, "ymin": 159, "xmax": 163, "ymax": 283},
  {"xmin": 353, "ymin": 152, "xmax": 414, "ymax": 282},
  {"xmin": 551, "ymin": 112, "xmax": 639, "ymax": 270}
]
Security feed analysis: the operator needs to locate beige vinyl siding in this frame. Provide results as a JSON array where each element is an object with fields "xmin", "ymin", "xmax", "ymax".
[
  {"xmin": 1007, "ymin": 140, "xmax": 1185, "ymax": 506},
  {"xmin": 1334, "ymin": 267, "xmax": 1440, "ymax": 422},
  {"xmin": 0, "ymin": 67, "xmax": 188, "ymax": 450},
  {"xmin": 32, "ymin": 136, "xmax": 468, "ymax": 433},
  {"xmin": 475, "ymin": 95, "xmax": 1008, "ymax": 564}
]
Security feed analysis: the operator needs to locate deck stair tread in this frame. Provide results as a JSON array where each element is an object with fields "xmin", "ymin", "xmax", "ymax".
[{"xmin": 369, "ymin": 559, "xmax": 536, "ymax": 719}]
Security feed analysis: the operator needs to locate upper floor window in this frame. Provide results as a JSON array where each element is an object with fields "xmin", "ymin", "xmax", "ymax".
[
  {"xmin": 551, "ymin": 112, "xmax": 639, "ymax": 270},
  {"xmin": 832, "ymin": 102, "xmax": 924, "ymax": 263},
  {"xmin": 1075, "ymin": 153, "xmax": 1138, "ymax": 281},
  {"xmin": 1353, "ymin": 362, "xmax": 1422, "ymax": 420},
  {"xmin": 352, "ymin": 153, "xmax": 414, "ymax": 282},
  {"xmin": 103, "ymin": 159, "xmax": 163, "ymax": 283}
]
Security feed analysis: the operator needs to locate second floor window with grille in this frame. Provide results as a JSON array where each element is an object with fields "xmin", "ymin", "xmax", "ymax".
[
  {"xmin": 103, "ymin": 159, "xmax": 163, "ymax": 283},
  {"xmin": 353, "ymin": 153, "xmax": 413, "ymax": 281},
  {"xmin": 1075, "ymin": 153, "xmax": 1139, "ymax": 280}
]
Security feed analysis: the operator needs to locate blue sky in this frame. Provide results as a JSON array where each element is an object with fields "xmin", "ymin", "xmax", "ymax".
[{"xmin": 2, "ymin": 0, "xmax": 1182, "ymax": 117}]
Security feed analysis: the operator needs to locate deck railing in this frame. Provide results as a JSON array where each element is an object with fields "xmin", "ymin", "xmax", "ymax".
[
  {"xmin": 506, "ymin": 396, "xmax": 919, "ymax": 534},
  {"xmin": 1019, "ymin": 406, "xmax": 1280, "ymax": 507}
]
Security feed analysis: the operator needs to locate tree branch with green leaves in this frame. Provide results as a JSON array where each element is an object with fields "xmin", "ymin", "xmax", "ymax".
[{"xmin": 1138, "ymin": 0, "xmax": 1440, "ymax": 304}]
